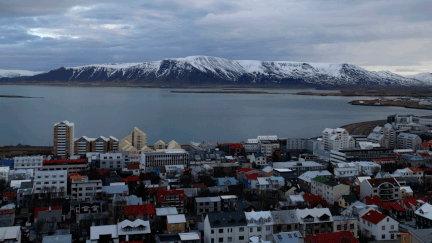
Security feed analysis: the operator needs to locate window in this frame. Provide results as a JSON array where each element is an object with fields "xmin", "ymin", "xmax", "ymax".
[
  {"xmin": 387, "ymin": 218, "xmax": 389, "ymax": 222},
  {"xmin": 250, "ymin": 228, "xmax": 253, "ymax": 233},
  {"xmin": 257, "ymin": 227, "xmax": 261, "ymax": 232},
  {"xmin": 228, "ymin": 237, "xmax": 232, "ymax": 242},
  {"xmin": 266, "ymin": 226, "xmax": 270, "ymax": 231},
  {"xmin": 337, "ymin": 225, "xmax": 341, "ymax": 230},
  {"xmin": 382, "ymin": 226, "xmax": 385, "ymax": 230},
  {"xmin": 391, "ymin": 225, "xmax": 394, "ymax": 229},
  {"xmin": 218, "ymin": 238, "xmax": 223, "ymax": 243},
  {"xmin": 391, "ymin": 234, "xmax": 394, "ymax": 239},
  {"xmin": 239, "ymin": 236, "xmax": 244, "ymax": 240},
  {"xmin": 211, "ymin": 239, "xmax": 215, "ymax": 243},
  {"xmin": 350, "ymin": 224, "xmax": 354, "ymax": 230},
  {"xmin": 219, "ymin": 229, "xmax": 223, "ymax": 233},
  {"xmin": 382, "ymin": 235, "xmax": 385, "ymax": 239},
  {"xmin": 211, "ymin": 230, "xmax": 214, "ymax": 234},
  {"xmin": 239, "ymin": 227, "xmax": 244, "ymax": 232}
]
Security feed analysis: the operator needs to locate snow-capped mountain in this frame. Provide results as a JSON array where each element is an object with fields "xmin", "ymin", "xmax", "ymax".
[
  {"xmin": 407, "ymin": 73, "xmax": 432, "ymax": 83},
  {"xmin": 0, "ymin": 70, "xmax": 43, "ymax": 78},
  {"xmin": 2, "ymin": 56, "xmax": 429, "ymax": 86}
]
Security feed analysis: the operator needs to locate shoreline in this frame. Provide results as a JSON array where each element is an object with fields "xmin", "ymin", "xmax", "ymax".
[{"xmin": 0, "ymin": 95, "xmax": 43, "ymax": 99}]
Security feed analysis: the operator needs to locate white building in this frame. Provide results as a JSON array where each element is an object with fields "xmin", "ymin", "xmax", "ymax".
[
  {"xmin": 333, "ymin": 215, "xmax": 358, "ymax": 238},
  {"xmin": 251, "ymin": 177, "xmax": 284, "ymax": 192},
  {"xmin": 141, "ymin": 150, "xmax": 189, "ymax": 168},
  {"xmin": 0, "ymin": 166, "xmax": 10, "ymax": 183},
  {"xmin": 334, "ymin": 167, "xmax": 359, "ymax": 178},
  {"xmin": 397, "ymin": 133, "xmax": 422, "ymax": 151},
  {"xmin": 360, "ymin": 210, "xmax": 398, "ymax": 241},
  {"xmin": 8, "ymin": 169, "xmax": 34, "ymax": 181},
  {"xmin": 34, "ymin": 170, "xmax": 67, "ymax": 198},
  {"xmin": 260, "ymin": 141, "xmax": 280, "ymax": 157},
  {"xmin": 204, "ymin": 212, "xmax": 249, "ymax": 243},
  {"xmin": 0, "ymin": 226, "xmax": 21, "ymax": 243},
  {"xmin": 287, "ymin": 138, "xmax": 307, "ymax": 151},
  {"xmin": 117, "ymin": 219, "xmax": 151, "ymax": 242},
  {"xmin": 99, "ymin": 152, "xmax": 130, "ymax": 170},
  {"xmin": 71, "ymin": 179, "xmax": 103, "ymax": 202},
  {"xmin": 322, "ymin": 128, "xmax": 355, "ymax": 151},
  {"xmin": 311, "ymin": 177, "xmax": 350, "ymax": 205},
  {"xmin": 367, "ymin": 124, "xmax": 396, "ymax": 148},
  {"xmin": 296, "ymin": 208, "xmax": 334, "ymax": 236},
  {"xmin": 247, "ymin": 153, "xmax": 267, "ymax": 167},
  {"xmin": 359, "ymin": 178, "xmax": 401, "ymax": 202},
  {"xmin": 13, "ymin": 156, "xmax": 43, "ymax": 171},
  {"xmin": 245, "ymin": 211, "xmax": 274, "ymax": 241}
]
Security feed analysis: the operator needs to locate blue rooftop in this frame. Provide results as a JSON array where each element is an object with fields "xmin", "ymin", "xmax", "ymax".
[
  {"xmin": 0, "ymin": 160, "xmax": 14, "ymax": 168},
  {"xmin": 216, "ymin": 177, "xmax": 238, "ymax": 186}
]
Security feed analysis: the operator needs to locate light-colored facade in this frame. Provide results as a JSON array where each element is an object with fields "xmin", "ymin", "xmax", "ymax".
[
  {"xmin": 360, "ymin": 178, "xmax": 401, "ymax": 202},
  {"xmin": 71, "ymin": 179, "xmax": 103, "ymax": 201},
  {"xmin": 367, "ymin": 124, "xmax": 396, "ymax": 148},
  {"xmin": 296, "ymin": 208, "xmax": 334, "ymax": 236},
  {"xmin": 13, "ymin": 156, "xmax": 43, "ymax": 171},
  {"xmin": 311, "ymin": 177, "xmax": 350, "ymax": 205},
  {"xmin": 119, "ymin": 127, "xmax": 148, "ymax": 153},
  {"xmin": 41, "ymin": 159, "xmax": 89, "ymax": 175},
  {"xmin": 0, "ymin": 166, "xmax": 10, "ymax": 182},
  {"xmin": 260, "ymin": 141, "xmax": 280, "ymax": 157},
  {"xmin": 322, "ymin": 128, "xmax": 355, "ymax": 151},
  {"xmin": 54, "ymin": 120, "xmax": 75, "ymax": 157},
  {"xmin": 99, "ymin": 152, "xmax": 130, "ymax": 170},
  {"xmin": 245, "ymin": 211, "xmax": 274, "ymax": 241},
  {"xmin": 194, "ymin": 196, "xmax": 221, "ymax": 215},
  {"xmin": 204, "ymin": 212, "xmax": 248, "ymax": 243},
  {"xmin": 334, "ymin": 167, "xmax": 359, "ymax": 178},
  {"xmin": 398, "ymin": 133, "xmax": 422, "ymax": 151},
  {"xmin": 360, "ymin": 210, "xmax": 399, "ymax": 241},
  {"xmin": 251, "ymin": 177, "xmax": 284, "ymax": 192},
  {"xmin": 333, "ymin": 215, "xmax": 358, "ymax": 238},
  {"xmin": 34, "ymin": 170, "xmax": 67, "ymax": 198},
  {"xmin": 287, "ymin": 138, "xmax": 307, "ymax": 150},
  {"xmin": 141, "ymin": 150, "xmax": 189, "ymax": 168}
]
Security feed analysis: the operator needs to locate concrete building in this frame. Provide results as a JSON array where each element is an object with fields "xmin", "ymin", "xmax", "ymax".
[
  {"xmin": 13, "ymin": 155, "xmax": 43, "ymax": 171},
  {"xmin": 119, "ymin": 127, "xmax": 148, "ymax": 153},
  {"xmin": 204, "ymin": 212, "xmax": 248, "ymax": 243},
  {"xmin": 367, "ymin": 124, "xmax": 396, "ymax": 148},
  {"xmin": 34, "ymin": 170, "xmax": 67, "ymax": 198},
  {"xmin": 360, "ymin": 210, "xmax": 399, "ymax": 241},
  {"xmin": 0, "ymin": 166, "xmax": 10, "ymax": 183},
  {"xmin": 245, "ymin": 211, "xmax": 274, "ymax": 241},
  {"xmin": 54, "ymin": 120, "xmax": 75, "ymax": 157},
  {"xmin": 333, "ymin": 215, "xmax": 358, "ymax": 238},
  {"xmin": 194, "ymin": 196, "xmax": 221, "ymax": 215},
  {"xmin": 273, "ymin": 161, "xmax": 326, "ymax": 176},
  {"xmin": 41, "ymin": 159, "xmax": 89, "ymax": 175},
  {"xmin": 142, "ymin": 150, "xmax": 189, "ymax": 168},
  {"xmin": 322, "ymin": 128, "xmax": 355, "ymax": 151},
  {"xmin": 0, "ymin": 226, "xmax": 21, "ymax": 243},
  {"xmin": 330, "ymin": 148, "xmax": 396, "ymax": 164},
  {"xmin": 296, "ymin": 208, "xmax": 334, "ymax": 236},
  {"xmin": 286, "ymin": 138, "xmax": 307, "ymax": 151},
  {"xmin": 398, "ymin": 133, "xmax": 422, "ymax": 151},
  {"xmin": 359, "ymin": 178, "xmax": 401, "ymax": 202},
  {"xmin": 311, "ymin": 177, "xmax": 350, "ymax": 205},
  {"xmin": 71, "ymin": 179, "xmax": 103, "ymax": 202},
  {"xmin": 271, "ymin": 210, "xmax": 300, "ymax": 233},
  {"xmin": 97, "ymin": 152, "xmax": 130, "ymax": 170},
  {"xmin": 298, "ymin": 170, "xmax": 333, "ymax": 192},
  {"xmin": 260, "ymin": 140, "xmax": 280, "ymax": 157},
  {"xmin": 334, "ymin": 167, "xmax": 359, "ymax": 179}
]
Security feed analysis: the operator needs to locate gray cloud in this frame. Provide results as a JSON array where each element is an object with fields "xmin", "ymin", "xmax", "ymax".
[{"xmin": 0, "ymin": 0, "xmax": 431, "ymax": 74}]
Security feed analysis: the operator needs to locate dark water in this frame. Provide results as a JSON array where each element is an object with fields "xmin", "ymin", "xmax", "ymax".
[{"xmin": 0, "ymin": 85, "xmax": 430, "ymax": 146}]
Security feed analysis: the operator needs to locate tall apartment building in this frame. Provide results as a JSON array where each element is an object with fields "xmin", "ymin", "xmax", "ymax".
[
  {"xmin": 34, "ymin": 170, "xmax": 67, "ymax": 198},
  {"xmin": 397, "ymin": 133, "xmax": 422, "ymax": 151},
  {"xmin": 54, "ymin": 120, "xmax": 75, "ymax": 157},
  {"xmin": 367, "ymin": 124, "xmax": 396, "ymax": 148},
  {"xmin": 13, "ymin": 156, "xmax": 43, "ymax": 171},
  {"xmin": 74, "ymin": 136, "xmax": 120, "ymax": 155},
  {"xmin": 119, "ymin": 127, "xmax": 148, "ymax": 153},
  {"xmin": 142, "ymin": 150, "xmax": 189, "ymax": 168},
  {"xmin": 322, "ymin": 128, "xmax": 355, "ymax": 151}
]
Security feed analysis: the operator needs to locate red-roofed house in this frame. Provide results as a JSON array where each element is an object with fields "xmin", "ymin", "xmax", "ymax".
[
  {"xmin": 229, "ymin": 143, "xmax": 245, "ymax": 157},
  {"xmin": 360, "ymin": 210, "xmax": 399, "ymax": 241},
  {"xmin": 408, "ymin": 167, "xmax": 424, "ymax": 183},
  {"xmin": 363, "ymin": 196, "xmax": 382, "ymax": 207},
  {"xmin": 243, "ymin": 173, "xmax": 260, "ymax": 189},
  {"xmin": 303, "ymin": 193, "xmax": 324, "ymax": 202},
  {"xmin": 157, "ymin": 190, "xmax": 186, "ymax": 213},
  {"xmin": 123, "ymin": 204, "xmax": 156, "ymax": 222},
  {"xmin": 305, "ymin": 231, "xmax": 359, "ymax": 243},
  {"xmin": 124, "ymin": 162, "xmax": 140, "ymax": 176},
  {"xmin": 34, "ymin": 206, "xmax": 62, "ymax": 222},
  {"xmin": 382, "ymin": 201, "xmax": 406, "ymax": 220},
  {"xmin": 401, "ymin": 197, "xmax": 428, "ymax": 217},
  {"xmin": 360, "ymin": 178, "xmax": 401, "ymax": 202}
]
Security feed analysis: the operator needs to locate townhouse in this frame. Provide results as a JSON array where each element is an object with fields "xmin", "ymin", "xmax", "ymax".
[
  {"xmin": 296, "ymin": 208, "xmax": 334, "ymax": 236},
  {"xmin": 271, "ymin": 210, "xmax": 300, "ymax": 233},
  {"xmin": 332, "ymin": 215, "xmax": 358, "ymax": 238},
  {"xmin": 311, "ymin": 177, "xmax": 350, "ymax": 205},
  {"xmin": 204, "ymin": 212, "xmax": 248, "ymax": 243},
  {"xmin": 195, "ymin": 196, "xmax": 221, "ymax": 215},
  {"xmin": 245, "ymin": 211, "xmax": 274, "ymax": 241}
]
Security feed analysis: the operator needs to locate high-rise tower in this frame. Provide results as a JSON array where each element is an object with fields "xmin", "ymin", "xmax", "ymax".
[{"xmin": 53, "ymin": 120, "xmax": 75, "ymax": 157}]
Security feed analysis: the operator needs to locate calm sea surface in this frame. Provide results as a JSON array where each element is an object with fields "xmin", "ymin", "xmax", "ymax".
[{"xmin": 0, "ymin": 85, "xmax": 430, "ymax": 146}]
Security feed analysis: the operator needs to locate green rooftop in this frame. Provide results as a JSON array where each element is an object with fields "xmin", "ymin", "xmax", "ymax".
[{"xmin": 313, "ymin": 176, "xmax": 329, "ymax": 183}]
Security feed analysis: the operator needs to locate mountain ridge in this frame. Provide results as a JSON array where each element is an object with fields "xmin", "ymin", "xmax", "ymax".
[{"xmin": 1, "ymin": 56, "xmax": 430, "ymax": 87}]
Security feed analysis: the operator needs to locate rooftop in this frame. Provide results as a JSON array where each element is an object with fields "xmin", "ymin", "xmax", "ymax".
[
  {"xmin": 361, "ymin": 210, "xmax": 387, "ymax": 224},
  {"xmin": 167, "ymin": 214, "xmax": 186, "ymax": 224}
]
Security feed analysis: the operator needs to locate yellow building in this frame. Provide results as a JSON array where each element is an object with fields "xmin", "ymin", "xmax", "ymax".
[
  {"xmin": 167, "ymin": 214, "xmax": 188, "ymax": 233},
  {"xmin": 119, "ymin": 127, "xmax": 148, "ymax": 153},
  {"xmin": 338, "ymin": 195, "xmax": 357, "ymax": 209},
  {"xmin": 400, "ymin": 186, "xmax": 414, "ymax": 199},
  {"xmin": 397, "ymin": 232, "xmax": 411, "ymax": 243}
]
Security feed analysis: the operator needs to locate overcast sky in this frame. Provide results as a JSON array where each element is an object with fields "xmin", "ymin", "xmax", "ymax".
[{"xmin": 1, "ymin": 0, "xmax": 431, "ymax": 75}]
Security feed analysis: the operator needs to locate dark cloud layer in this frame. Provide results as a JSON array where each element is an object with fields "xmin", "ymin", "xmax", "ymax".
[{"xmin": 0, "ymin": 0, "xmax": 431, "ymax": 74}]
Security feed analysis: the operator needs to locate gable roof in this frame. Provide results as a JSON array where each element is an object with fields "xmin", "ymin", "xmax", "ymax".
[
  {"xmin": 270, "ymin": 210, "xmax": 299, "ymax": 225},
  {"xmin": 415, "ymin": 203, "xmax": 432, "ymax": 220},
  {"xmin": 402, "ymin": 198, "xmax": 428, "ymax": 210},
  {"xmin": 364, "ymin": 196, "xmax": 382, "ymax": 206},
  {"xmin": 367, "ymin": 178, "xmax": 399, "ymax": 187},
  {"xmin": 303, "ymin": 193, "xmax": 323, "ymax": 202},
  {"xmin": 341, "ymin": 195, "xmax": 357, "ymax": 203},
  {"xmin": 127, "ymin": 162, "xmax": 140, "ymax": 170},
  {"xmin": 207, "ymin": 212, "xmax": 247, "ymax": 228},
  {"xmin": 382, "ymin": 202, "xmax": 406, "ymax": 212},
  {"xmin": 361, "ymin": 210, "xmax": 387, "ymax": 224},
  {"xmin": 313, "ymin": 176, "xmax": 328, "ymax": 184}
]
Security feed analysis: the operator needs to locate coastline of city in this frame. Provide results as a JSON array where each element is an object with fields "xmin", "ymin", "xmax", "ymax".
[{"xmin": 2, "ymin": 113, "xmax": 432, "ymax": 243}]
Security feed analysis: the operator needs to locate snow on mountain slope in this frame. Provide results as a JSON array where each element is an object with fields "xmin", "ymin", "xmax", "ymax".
[
  {"xmin": 407, "ymin": 73, "xmax": 432, "ymax": 83},
  {"xmin": 0, "ymin": 70, "xmax": 42, "ymax": 78},
  {"xmin": 10, "ymin": 56, "xmax": 429, "ymax": 86}
]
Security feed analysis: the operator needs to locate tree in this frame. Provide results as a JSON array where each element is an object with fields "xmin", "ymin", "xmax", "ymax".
[{"xmin": 132, "ymin": 181, "xmax": 149, "ymax": 201}]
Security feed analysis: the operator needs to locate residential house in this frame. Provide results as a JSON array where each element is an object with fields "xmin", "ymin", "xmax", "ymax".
[
  {"xmin": 89, "ymin": 225, "xmax": 118, "ymax": 243},
  {"xmin": 235, "ymin": 201, "xmax": 262, "ymax": 213},
  {"xmin": 311, "ymin": 177, "xmax": 350, "ymax": 205},
  {"xmin": 0, "ymin": 204, "xmax": 15, "ymax": 227},
  {"xmin": 204, "ymin": 212, "xmax": 248, "ymax": 243},
  {"xmin": 359, "ymin": 178, "xmax": 401, "ymax": 202},
  {"xmin": 243, "ymin": 173, "xmax": 260, "ymax": 189},
  {"xmin": 415, "ymin": 203, "xmax": 432, "ymax": 229},
  {"xmin": 42, "ymin": 235, "xmax": 72, "ymax": 243},
  {"xmin": 251, "ymin": 177, "xmax": 284, "ymax": 192},
  {"xmin": 360, "ymin": 210, "xmax": 399, "ymax": 241},
  {"xmin": 71, "ymin": 179, "xmax": 103, "ymax": 202},
  {"xmin": 157, "ymin": 190, "xmax": 186, "ymax": 214},
  {"xmin": 123, "ymin": 204, "xmax": 156, "ymax": 224},
  {"xmin": 74, "ymin": 201, "xmax": 109, "ymax": 241},
  {"xmin": 167, "ymin": 214, "xmax": 187, "ymax": 233},
  {"xmin": 382, "ymin": 201, "xmax": 407, "ymax": 221},
  {"xmin": 341, "ymin": 201, "xmax": 378, "ymax": 222},
  {"xmin": 216, "ymin": 177, "xmax": 238, "ymax": 187},
  {"xmin": 0, "ymin": 226, "xmax": 21, "ymax": 243},
  {"xmin": 334, "ymin": 167, "xmax": 359, "ymax": 179},
  {"xmin": 400, "ymin": 186, "xmax": 414, "ymax": 199},
  {"xmin": 332, "ymin": 216, "xmax": 358, "ymax": 238},
  {"xmin": 247, "ymin": 153, "xmax": 267, "ymax": 168},
  {"xmin": 101, "ymin": 182, "xmax": 129, "ymax": 199},
  {"xmin": 338, "ymin": 195, "xmax": 357, "ymax": 209},
  {"xmin": 195, "ymin": 197, "xmax": 222, "ymax": 215},
  {"xmin": 296, "ymin": 208, "xmax": 334, "ymax": 236},
  {"xmin": 245, "ymin": 211, "xmax": 274, "ymax": 241},
  {"xmin": 262, "ymin": 166, "xmax": 273, "ymax": 177},
  {"xmin": 401, "ymin": 198, "xmax": 428, "ymax": 218},
  {"xmin": 220, "ymin": 195, "xmax": 238, "ymax": 212},
  {"xmin": 409, "ymin": 167, "xmax": 424, "ymax": 183},
  {"xmin": 298, "ymin": 170, "xmax": 333, "ymax": 193},
  {"xmin": 271, "ymin": 210, "xmax": 300, "ymax": 233},
  {"xmin": 117, "ymin": 219, "xmax": 151, "ymax": 242}
]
